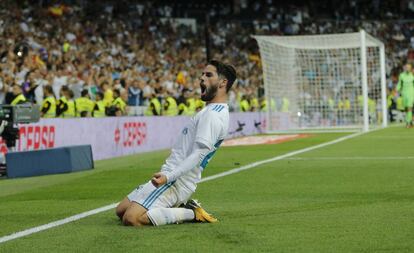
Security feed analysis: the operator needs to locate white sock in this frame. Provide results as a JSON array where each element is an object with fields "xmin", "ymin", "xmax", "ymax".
[{"xmin": 147, "ymin": 208, "xmax": 195, "ymax": 226}]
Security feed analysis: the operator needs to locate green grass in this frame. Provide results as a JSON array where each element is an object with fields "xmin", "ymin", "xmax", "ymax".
[{"xmin": 0, "ymin": 128, "xmax": 413, "ymax": 252}]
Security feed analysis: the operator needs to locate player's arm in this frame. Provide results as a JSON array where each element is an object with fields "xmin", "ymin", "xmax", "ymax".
[
  {"xmin": 397, "ymin": 74, "xmax": 402, "ymax": 92},
  {"xmin": 152, "ymin": 113, "xmax": 223, "ymax": 187},
  {"xmin": 152, "ymin": 141, "xmax": 210, "ymax": 187}
]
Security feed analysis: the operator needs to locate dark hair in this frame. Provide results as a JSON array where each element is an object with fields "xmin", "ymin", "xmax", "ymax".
[
  {"xmin": 208, "ymin": 60, "xmax": 237, "ymax": 92},
  {"xmin": 43, "ymin": 85, "xmax": 54, "ymax": 96},
  {"xmin": 68, "ymin": 89, "xmax": 74, "ymax": 99},
  {"xmin": 60, "ymin": 85, "xmax": 69, "ymax": 92},
  {"xmin": 96, "ymin": 91, "xmax": 104, "ymax": 100},
  {"xmin": 81, "ymin": 89, "xmax": 89, "ymax": 97},
  {"xmin": 113, "ymin": 89, "xmax": 120, "ymax": 97}
]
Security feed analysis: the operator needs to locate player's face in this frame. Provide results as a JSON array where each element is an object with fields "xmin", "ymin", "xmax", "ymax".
[
  {"xmin": 199, "ymin": 65, "xmax": 220, "ymax": 102},
  {"xmin": 406, "ymin": 64, "xmax": 412, "ymax": 72}
]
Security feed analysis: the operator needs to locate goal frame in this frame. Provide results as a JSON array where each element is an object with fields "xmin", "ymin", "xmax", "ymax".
[{"xmin": 254, "ymin": 30, "xmax": 387, "ymax": 133}]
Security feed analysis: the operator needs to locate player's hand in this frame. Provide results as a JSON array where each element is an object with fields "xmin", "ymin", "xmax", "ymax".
[{"xmin": 151, "ymin": 173, "xmax": 167, "ymax": 188}]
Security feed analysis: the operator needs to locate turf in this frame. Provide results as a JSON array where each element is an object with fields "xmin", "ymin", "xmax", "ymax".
[{"xmin": 0, "ymin": 127, "xmax": 413, "ymax": 252}]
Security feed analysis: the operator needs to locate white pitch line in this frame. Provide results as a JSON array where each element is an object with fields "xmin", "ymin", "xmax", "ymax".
[
  {"xmin": 0, "ymin": 130, "xmax": 366, "ymax": 244},
  {"xmin": 0, "ymin": 204, "xmax": 118, "ymax": 244},
  {"xmin": 286, "ymin": 156, "xmax": 414, "ymax": 160},
  {"xmin": 200, "ymin": 131, "xmax": 364, "ymax": 183}
]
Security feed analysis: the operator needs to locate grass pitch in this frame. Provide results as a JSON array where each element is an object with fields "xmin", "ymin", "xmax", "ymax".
[{"xmin": 0, "ymin": 127, "xmax": 413, "ymax": 252}]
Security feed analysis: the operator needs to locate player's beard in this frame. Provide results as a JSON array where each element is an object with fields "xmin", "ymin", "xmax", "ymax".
[{"xmin": 200, "ymin": 82, "xmax": 218, "ymax": 102}]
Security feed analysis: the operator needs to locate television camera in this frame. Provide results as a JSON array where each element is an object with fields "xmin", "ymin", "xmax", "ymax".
[{"xmin": 0, "ymin": 104, "xmax": 41, "ymax": 148}]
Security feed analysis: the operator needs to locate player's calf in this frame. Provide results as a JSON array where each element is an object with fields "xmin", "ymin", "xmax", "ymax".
[{"xmin": 122, "ymin": 212, "xmax": 150, "ymax": 226}]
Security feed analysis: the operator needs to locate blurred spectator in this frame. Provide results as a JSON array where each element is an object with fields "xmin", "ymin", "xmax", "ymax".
[{"xmin": 0, "ymin": 0, "xmax": 410, "ymax": 119}]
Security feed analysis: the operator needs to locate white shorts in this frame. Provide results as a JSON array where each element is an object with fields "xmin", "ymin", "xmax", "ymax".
[{"xmin": 127, "ymin": 181, "xmax": 192, "ymax": 210}]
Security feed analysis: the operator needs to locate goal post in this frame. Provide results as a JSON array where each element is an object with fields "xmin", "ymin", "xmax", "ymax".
[{"xmin": 254, "ymin": 30, "xmax": 387, "ymax": 133}]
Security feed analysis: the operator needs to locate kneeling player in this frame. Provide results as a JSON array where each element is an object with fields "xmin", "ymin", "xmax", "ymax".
[{"xmin": 115, "ymin": 60, "xmax": 237, "ymax": 226}]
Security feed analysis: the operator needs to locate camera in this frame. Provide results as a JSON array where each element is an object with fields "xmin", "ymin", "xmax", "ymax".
[{"xmin": 0, "ymin": 104, "xmax": 40, "ymax": 147}]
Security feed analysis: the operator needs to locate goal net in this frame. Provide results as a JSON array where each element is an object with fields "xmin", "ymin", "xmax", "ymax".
[{"xmin": 254, "ymin": 30, "xmax": 387, "ymax": 132}]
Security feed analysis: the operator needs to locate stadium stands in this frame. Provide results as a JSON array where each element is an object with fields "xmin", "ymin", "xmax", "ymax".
[{"xmin": 0, "ymin": 0, "xmax": 411, "ymax": 118}]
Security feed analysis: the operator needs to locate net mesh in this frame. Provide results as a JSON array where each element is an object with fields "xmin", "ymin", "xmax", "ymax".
[{"xmin": 254, "ymin": 32, "xmax": 384, "ymax": 132}]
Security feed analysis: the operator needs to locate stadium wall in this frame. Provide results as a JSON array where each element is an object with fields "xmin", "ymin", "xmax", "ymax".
[{"xmin": 0, "ymin": 113, "xmax": 271, "ymax": 161}]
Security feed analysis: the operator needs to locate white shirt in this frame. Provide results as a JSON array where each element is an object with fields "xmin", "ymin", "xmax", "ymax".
[
  {"xmin": 161, "ymin": 103, "xmax": 229, "ymax": 193},
  {"xmin": 52, "ymin": 76, "xmax": 68, "ymax": 99}
]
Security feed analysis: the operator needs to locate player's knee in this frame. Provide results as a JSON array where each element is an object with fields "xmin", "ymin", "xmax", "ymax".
[
  {"xmin": 122, "ymin": 212, "xmax": 142, "ymax": 226},
  {"xmin": 122, "ymin": 211, "xmax": 150, "ymax": 226},
  {"xmin": 122, "ymin": 212, "xmax": 136, "ymax": 226},
  {"xmin": 137, "ymin": 213, "xmax": 150, "ymax": 226},
  {"xmin": 115, "ymin": 199, "xmax": 131, "ymax": 220}
]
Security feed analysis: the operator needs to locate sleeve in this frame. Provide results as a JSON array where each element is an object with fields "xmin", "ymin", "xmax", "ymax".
[
  {"xmin": 195, "ymin": 112, "xmax": 223, "ymax": 150},
  {"xmin": 397, "ymin": 74, "xmax": 402, "ymax": 92},
  {"xmin": 161, "ymin": 142, "xmax": 210, "ymax": 183}
]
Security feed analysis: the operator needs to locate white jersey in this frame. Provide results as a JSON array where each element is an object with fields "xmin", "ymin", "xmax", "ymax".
[{"xmin": 161, "ymin": 103, "xmax": 229, "ymax": 194}]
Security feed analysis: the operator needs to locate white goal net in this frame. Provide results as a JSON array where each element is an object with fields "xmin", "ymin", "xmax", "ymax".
[{"xmin": 254, "ymin": 30, "xmax": 387, "ymax": 132}]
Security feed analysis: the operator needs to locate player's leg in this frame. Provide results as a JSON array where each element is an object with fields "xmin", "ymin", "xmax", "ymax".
[
  {"xmin": 116, "ymin": 181, "xmax": 154, "ymax": 224},
  {"xmin": 146, "ymin": 185, "xmax": 217, "ymax": 226},
  {"xmin": 407, "ymin": 107, "xmax": 413, "ymax": 127},
  {"xmin": 147, "ymin": 200, "xmax": 218, "ymax": 226},
  {"xmin": 115, "ymin": 184, "xmax": 145, "ymax": 220},
  {"xmin": 403, "ymin": 95, "xmax": 413, "ymax": 127},
  {"xmin": 120, "ymin": 181, "xmax": 217, "ymax": 226},
  {"xmin": 122, "ymin": 202, "xmax": 150, "ymax": 226},
  {"xmin": 115, "ymin": 197, "xmax": 132, "ymax": 220},
  {"xmin": 122, "ymin": 202, "xmax": 196, "ymax": 227},
  {"xmin": 147, "ymin": 207, "xmax": 195, "ymax": 226},
  {"xmin": 120, "ymin": 181, "xmax": 185, "ymax": 226},
  {"xmin": 143, "ymin": 182, "xmax": 195, "ymax": 226},
  {"xmin": 121, "ymin": 182, "xmax": 192, "ymax": 226}
]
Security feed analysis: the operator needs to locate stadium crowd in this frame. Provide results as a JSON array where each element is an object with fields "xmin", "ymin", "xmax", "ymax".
[{"xmin": 0, "ymin": 0, "xmax": 412, "ymax": 118}]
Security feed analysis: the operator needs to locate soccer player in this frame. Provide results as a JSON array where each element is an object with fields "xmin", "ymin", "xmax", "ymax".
[
  {"xmin": 115, "ymin": 60, "xmax": 236, "ymax": 226},
  {"xmin": 397, "ymin": 63, "xmax": 414, "ymax": 128}
]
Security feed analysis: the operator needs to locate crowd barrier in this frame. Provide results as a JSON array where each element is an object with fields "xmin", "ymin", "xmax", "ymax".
[{"xmin": 0, "ymin": 112, "xmax": 270, "ymax": 161}]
